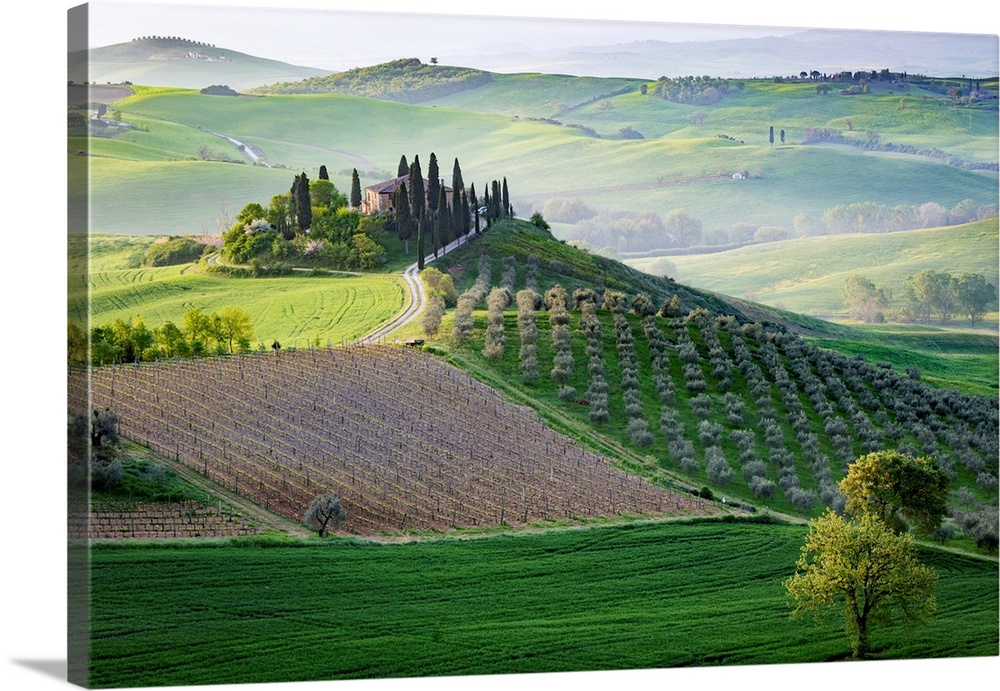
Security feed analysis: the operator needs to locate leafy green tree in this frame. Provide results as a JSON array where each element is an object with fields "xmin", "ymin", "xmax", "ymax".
[
  {"xmin": 308, "ymin": 178, "xmax": 337, "ymax": 208},
  {"xmin": 304, "ymin": 493, "xmax": 346, "ymax": 537},
  {"xmin": 350, "ymin": 168, "xmax": 362, "ymax": 209},
  {"xmin": 217, "ymin": 305, "xmax": 254, "ymax": 353},
  {"xmin": 840, "ymin": 274, "xmax": 891, "ymax": 323},
  {"xmin": 951, "ymin": 272, "xmax": 996, "ymax": 327},
  {"xmin": 785, "ymin": 509, "xmax": 936, "ymax": 658},
  {"xmin": 839, "ymin": 450, "xmax": 950, "ymax": 535},
  {"xmin": 903, "ymin": 269, "xmax": 952, "ymax": 323}
]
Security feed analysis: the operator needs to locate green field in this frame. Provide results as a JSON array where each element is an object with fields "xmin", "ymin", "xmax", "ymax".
[
  {"xmin": 626, "ymin": 219, "xmax": 1000, "ymax": 318},
  {"xmin": 87, "ymin": 519, "xmax": 999, "ymax": 687},
  {"xmin": 71, "ymin": 235, "xmax": 407, "ymax": 347},
  {"xmin": 76, "ymin": 78, "xmax": 997, "ymax": 238}
]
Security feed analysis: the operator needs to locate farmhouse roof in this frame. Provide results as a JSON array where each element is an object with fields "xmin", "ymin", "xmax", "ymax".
[{"xmin": 365, "ymin": 175, "xmax": 452, "ymax": 194}]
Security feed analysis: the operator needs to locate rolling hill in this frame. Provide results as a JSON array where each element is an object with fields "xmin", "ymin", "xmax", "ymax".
[
  {"xmin": 625, "ymin": 219, "xmax": 1000, "ymax": 317},
  {"xmin": 69, "ymin": 36, "xmax": 330, "ymax": 90}
]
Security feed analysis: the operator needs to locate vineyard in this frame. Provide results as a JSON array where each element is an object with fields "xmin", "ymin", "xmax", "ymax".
[
  {"xmin": 71, "ymin": 346, "xmax": 709, "ymax": 536},
  {"xmin": 71, "ymin": 500, "xmax": 260, "ymax": 540}
]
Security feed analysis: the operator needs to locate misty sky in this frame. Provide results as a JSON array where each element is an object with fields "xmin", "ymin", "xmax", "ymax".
[{"xmin": 82, "ymin": 0, "xmax": 999, "ymax": 75}]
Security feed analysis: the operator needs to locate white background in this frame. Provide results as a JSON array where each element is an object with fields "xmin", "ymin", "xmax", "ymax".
[{"xmin": 2, "ymin": 1, "xmax": 997, "ymax": 690}]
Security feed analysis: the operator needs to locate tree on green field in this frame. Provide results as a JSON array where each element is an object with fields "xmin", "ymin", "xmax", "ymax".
[
  {"xmin": 903, "ymin": 269, "xmax": 952, "ymax": 323},
  {"xmin": 304, "ymin": 493, "xmax": 346, "ymax": 537},
  {"xmin": 420, "ymin": 266, "xmax": 457, "ymax": 305},
  {"xmin": 318, "ymin": 164, "xmax": 329, "ymax": 180},
  {"xmin": 840, "ymin": 274, "xmax": 891, "ymax": 323},
  {"xmin": 780, "ymin": 129, "xmax": 785, "ymax": 144},
  {"xmin": 350, "ymin": 168, "xmax": 362, "ymax": 210},
  {"xmin": 421, "ymin": 295, "xmax": 446, "ymax": 336},
  {"xmin": 308, "ymin": 178, "xmax": 336, "ymax": 208},
  {"xmin": 502, "ymin": 177, "xmax": 510, "ymax": 218},
  {"xmin": 839, "ymin": 450, "xmax": 950, "ymax": 535},
  {"xmin": 784, "ymin": 509, "xmax": 936, "ymax": 658},
  {"xmin": 951, "ymin": 272, "xmax": 996, "ymax": 327},
  {"xmin": 769, "ymin": 126, "xmax": 774, "ymax": 145},
  {"xmin": 68, "ymin": 321, "xmax": 88, "ymax": 366},
  {"xmin": 217, "ymin": 305, "xmax": 254, "ymax": 353}
]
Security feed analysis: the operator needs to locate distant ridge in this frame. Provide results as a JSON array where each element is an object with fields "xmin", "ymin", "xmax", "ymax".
[{"xmin": 69, "ymin": 37, "xmax": 331, "ymax": 91}]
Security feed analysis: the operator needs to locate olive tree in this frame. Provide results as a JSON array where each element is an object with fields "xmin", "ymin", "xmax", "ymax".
[{"xmin": 304, "ymin": 493, "xmax": 347, "ymax": 537}]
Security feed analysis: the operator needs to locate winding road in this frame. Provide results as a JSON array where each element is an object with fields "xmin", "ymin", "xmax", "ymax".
[{"xmin": 359, "ymin": 231, "xmax": 477, "ymax": 344}]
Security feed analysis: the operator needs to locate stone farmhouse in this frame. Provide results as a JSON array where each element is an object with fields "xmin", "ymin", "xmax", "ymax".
[{"xmin": 361, "ymin": 175, "xmax": 453, "ymax": 215}]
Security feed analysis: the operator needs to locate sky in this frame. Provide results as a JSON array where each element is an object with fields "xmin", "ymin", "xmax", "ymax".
[
  {"xmin": 1, "ymin": 2, "xmax": 999, "ymax": 691},
  {"xmin": 80, "ymin": 0, "xmax": 1000, "ymax": 74}
]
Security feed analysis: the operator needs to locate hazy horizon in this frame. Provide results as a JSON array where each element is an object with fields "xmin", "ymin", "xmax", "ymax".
[{"xmin": 82, "ymin": 1, "xmax": 999, "ymax": 78}]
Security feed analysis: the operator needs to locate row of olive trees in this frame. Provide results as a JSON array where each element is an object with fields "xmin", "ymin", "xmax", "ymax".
[{"xmin": 452, "ymin": 254, "xmax": 493, "ymax": 343}]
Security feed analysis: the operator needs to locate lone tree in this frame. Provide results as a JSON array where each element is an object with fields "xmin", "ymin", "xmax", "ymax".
[
  {"xmin": 304, "ymin": 493, "xmax": 346, "ymax": 537},
  {"xmin": 784, "ymin": 510, "xmax": 936, "ymax": 658},
  {"xmin": 839, "ymin": 451, "xmax": 950, "ymax": 535}
]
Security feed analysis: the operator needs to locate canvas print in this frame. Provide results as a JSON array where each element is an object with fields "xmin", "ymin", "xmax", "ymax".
[{"xmin": 66, "ymin": 1, "xmax": 999, "ymax": 689}]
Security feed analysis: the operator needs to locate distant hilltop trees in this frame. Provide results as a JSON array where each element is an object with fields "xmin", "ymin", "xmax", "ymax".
[{"xmin": 132, "ymin": 36, "xmax": 216, "ymax": 47}]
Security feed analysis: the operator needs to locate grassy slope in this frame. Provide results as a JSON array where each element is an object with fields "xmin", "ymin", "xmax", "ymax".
[
  {"xmin": 88, "ymin": 521, "xmax": 999, "ymax": 687},
  {"xmin": 81, "ymin": 82, "xmax": 997, "ymax": 235},
  {"xmin": 71, "ymin": 236, "xmax": 408, "ymax": 347},
  {"xmin": 626, "ymin": 219, "xmax": 1000, "ymax": 315}
]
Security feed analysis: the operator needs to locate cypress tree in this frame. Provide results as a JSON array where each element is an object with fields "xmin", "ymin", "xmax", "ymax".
[
  {"xmin": 483, "ymin": 187, "xmax": 491, "ymax": 227},
  {"xmin": 452, "ymin": 157, "xmax": 464, "ymax": 193},
  {"xmin": 397, "ymin": 154, "xmax": 409, "ymax": 177},
  {"xmin": 410, "ymin": 156, "xmax": 426, "ymax": 268},
  {"xmin": 292, "ymin": 172, "xmax": 311, "ymax": 232},
  {"xmin": 436, "ymin": 184, "xmax": 450, "ymax": 253},
  {"xmin": 502, "ymin": 177, "xmax": 510, "ymax": 218},
  {"xmin": 393, "ymin": 182, "xmax": 414, "ymax": 254},
  {"xmin": 769, "ymin": 126, "xmax": 775, "ymax": 146},
  {"xmin": 470, "ymin": 183, "xmax": 479, "ymax": 233},
  {"xmin": 427, "ymin": 153, "xmax": 440, "ymax": 215},
  {"xmin": 350, "ymin": 168, "xmax": 362, "ymax": 210},
  {"xmin": 318, "ymin": 165, "xmax": 329, "ymax": 180},
  {"xmin": 461, "ymin": 190, "xmax": 470, "ymax": 237}
]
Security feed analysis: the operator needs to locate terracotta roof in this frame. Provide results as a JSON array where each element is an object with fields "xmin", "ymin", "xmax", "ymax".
[{"xmin": 365, "ymin": 175, "xmax": 452, "ymax": 194}]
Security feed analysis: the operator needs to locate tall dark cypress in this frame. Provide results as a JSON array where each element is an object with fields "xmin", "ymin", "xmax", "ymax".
[
  {"xmin": 483, "ymin": 187, "xmax": 491, "ymax": 228},
  {"xmin": 464, "ymin": 189, "xmax": 475, "ymax": 235},
  {"xmin": 293, "ymin": 172, "xmax": 311, "ymax": 232},
  {"xmin": 410, "ymin": 156, "xmax": 426, "ymax": 268},
  {"xmin": 436, "ymin": 184, "xmax": 449, "ymax": 253},
  {"xmin": 502, "ymin": 177, "xmax": 510, "ymax": 218},
  {"xmin": 393, "ymin": 182, "xmax": 413, "ymax": 254},
  {"xmin": 470, "ymin": 183, "xmax": 479, "ymax": 233},
  {"xmin": 452, "ymin": 158, "xmax": 464, "ymax": 193},
  {"xmin": 397, "ymin": 155, "xmax": 409, "ymax": 177},
  {"xmin": 318, "ymin": 165, "xmax": 329, "ymax": 180},
  {"xmin": 427, "ymin": 153, "xmax": 440, "ymax": 215},
  {"xmin": 350, "ymin": 168, "xmax": 362, "ymax": 209}
]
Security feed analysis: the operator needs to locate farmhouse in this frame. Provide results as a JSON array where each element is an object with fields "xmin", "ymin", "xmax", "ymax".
[{"xmin": 361, "ymin": 175, "xmax": 453, "ymax": 215}]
